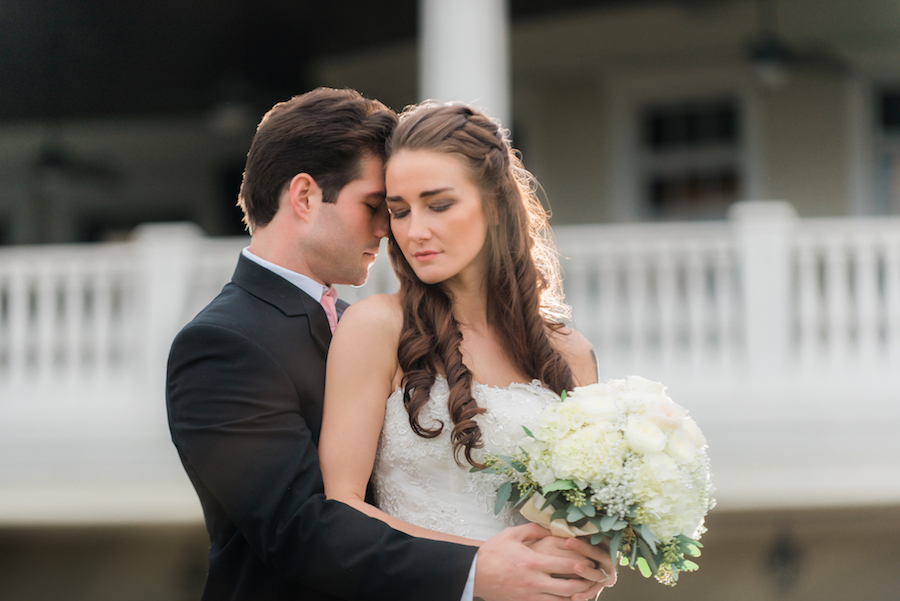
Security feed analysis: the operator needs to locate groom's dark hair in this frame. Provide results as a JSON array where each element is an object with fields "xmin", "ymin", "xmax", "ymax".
[{"xmin": 238, "ymin": 87, "xmax": 397, "ymax": 232}]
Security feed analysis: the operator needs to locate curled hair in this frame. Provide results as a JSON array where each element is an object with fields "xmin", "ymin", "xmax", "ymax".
[
  {"xmin": 386, "ymin": 102, "xmax": 574, "ymax": 467},
  {"xmin": 238, "ymin": 87, "xmax": 397, "ymax": 232}
]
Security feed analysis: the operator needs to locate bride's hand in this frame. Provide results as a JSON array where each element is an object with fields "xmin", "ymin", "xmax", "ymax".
[{"xmin": 527, "ymin": 535, "xmax": 617, "ymax": 600}]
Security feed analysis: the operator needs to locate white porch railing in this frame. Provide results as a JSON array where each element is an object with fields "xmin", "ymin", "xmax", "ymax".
[{"xmin": 1, "ymin": 202, "xmax": 899, "ymax": 524}]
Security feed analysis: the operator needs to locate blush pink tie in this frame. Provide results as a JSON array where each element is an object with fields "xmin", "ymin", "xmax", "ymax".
[{"xmin": 320, "ymin": 287, "xmax": 338, "ymax": 334}]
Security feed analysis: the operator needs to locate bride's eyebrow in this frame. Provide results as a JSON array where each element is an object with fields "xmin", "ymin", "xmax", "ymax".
[{"xmin": 385, "ymin": 187, "xmax": 454, "ymax": 204}]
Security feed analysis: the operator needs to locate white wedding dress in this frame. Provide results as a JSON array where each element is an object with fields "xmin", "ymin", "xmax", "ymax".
[{"xmin": 372, "ymin": 375, "xmax": 559, "ymax": 540}]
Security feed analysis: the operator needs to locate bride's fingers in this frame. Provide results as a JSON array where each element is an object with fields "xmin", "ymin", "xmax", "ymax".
[
  {"xmin": 564, "ymin": 538, "xmax": 617, "ymax": 586},
  {"xmin": 531, "ymin": 573, "xmax": 596, "ymax": 599},
  {"xmin": 570, "ymin": 582, "xmax": 606, "ymax": 601}
]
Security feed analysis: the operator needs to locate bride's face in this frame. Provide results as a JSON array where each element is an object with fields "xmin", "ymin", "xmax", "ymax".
[{"xmin": 385, "ymin": 149, "xmax": 490, "ymax": 287}]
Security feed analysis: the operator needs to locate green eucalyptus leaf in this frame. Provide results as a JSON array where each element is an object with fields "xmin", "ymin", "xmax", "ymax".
[
  {"xmin": 494, "ymin": 481, "xmax": 512, "ymax": 515},
  {"xmin": 590, "ymin": 532, "xmax": 606, "ymax": 545},
  {"xmin": 580, "ymin": 503, "xmax": 596, "ymax": 518},
  {"xmin": 599, "ymin": 514, "xmax": 620, "ymax": 531},
  {"xmin": 636, "ymin": 556, "xmax": 651, "ymax": 578},
  {"xmin": 682, "ymin": 560, "xmax": 699, "ymax": 572},
  {"xmin": 635, "ymin": 524, "xmax": 658, "ymax": 554},
  {"xmin": 543, "ymin": 479, "xmax": 577, "ymax": 493},
  {"xmin": 551, "ymin": 506, "xmax": 568, "ymax": 522},
  {"xmin": 629, "ymin": 538, "xmax": 639, "ymax": 567},
  {"xmin": 609, "ymin": 530, "xmax": 623, "ymax": 561},
  {"xmin": 512, "ymin": 491, "xmax": 531, "ymax": 509},
  {"xmin": 638, "ymin": 541, "xmax": 659, "ymax": 574},
  {"xmin": 522, "ymin": 425, "xmax": 534, "ymax": 438},
  {"xmin": 542, "ymin": 491, "xmax": 560, "ymax": 510},
  {"xmin": 567, "ymin": 504, "xmax": 585, "ymax": 522}
]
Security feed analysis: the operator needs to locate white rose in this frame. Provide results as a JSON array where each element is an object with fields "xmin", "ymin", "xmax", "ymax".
[
  {"xmin": 568, "ymin": 394, "xmax": 618, "ymax": 426},
  {"xmin": 681, "ymin": 416, "xmax": 707, "ymax": 448},
  {"xmin": 624, "ymin": 415, "xmax": 667, "ymax": 454},
  {"xmin": 665, "ymin": 430, "xmax": 697, "ymax": 463},
  {"xmin": 626, "ymin": 375, "xmax": 667, "ymax": 396},
  {"xmin": 643, "ymin": 398, "xmax": 688, "ymax": 431}
]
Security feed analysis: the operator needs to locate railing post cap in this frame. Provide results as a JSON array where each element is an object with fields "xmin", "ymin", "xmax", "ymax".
[
  {"xmin": 728, "ymin": 200, "xmax": 798, "ymax": 223},
  {"xmin": 132, "ymin": 221, "xmax": 206, "ymax": 241}
]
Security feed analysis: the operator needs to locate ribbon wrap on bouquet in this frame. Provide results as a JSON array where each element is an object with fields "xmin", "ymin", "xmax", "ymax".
[{"xmin": 519, "ymin": 493, "xmax": 600, "ymax": 538}]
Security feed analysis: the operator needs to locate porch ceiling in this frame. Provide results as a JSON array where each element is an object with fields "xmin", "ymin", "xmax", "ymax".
[{"xmin": 0, "ymin": 0, "xmax": 709, "ymax": 122}]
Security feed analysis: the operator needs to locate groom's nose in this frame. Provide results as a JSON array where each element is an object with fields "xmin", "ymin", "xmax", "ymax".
[{"xmin": 372, "ymin": 203, "xmax": 389, "ymax": 238}]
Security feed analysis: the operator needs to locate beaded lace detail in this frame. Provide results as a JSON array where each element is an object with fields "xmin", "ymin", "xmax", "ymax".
[{"xmin": 373, "ymin": 376, "xmax": 559, "ymax": 540}]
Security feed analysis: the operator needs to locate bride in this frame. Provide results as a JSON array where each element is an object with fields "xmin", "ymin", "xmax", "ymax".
[{"xmin": 319, "ymin": 102, "xmax": 616, "ymax": 597}]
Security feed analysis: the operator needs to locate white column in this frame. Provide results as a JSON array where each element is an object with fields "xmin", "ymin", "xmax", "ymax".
[
  {"xmin": 729, "ymin": 201, "xmax": 797, "ymax": 379},
  {"xmin": 419, "ymin": 0, "xmax": 511, "ymax": 126},
  {"xmin": 133, "ymin": 222, "xmax": 204, "ymax": 424}
]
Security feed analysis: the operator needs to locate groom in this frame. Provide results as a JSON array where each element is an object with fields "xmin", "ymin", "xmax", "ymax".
[{"xmin": 167, "ymin": 87, "xmax": 609, "ymax": 601}]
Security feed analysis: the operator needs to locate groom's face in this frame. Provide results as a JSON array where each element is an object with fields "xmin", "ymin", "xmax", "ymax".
[{"xmin": 304, "ymin": 155, "xmax": 389, "ymax": 287}]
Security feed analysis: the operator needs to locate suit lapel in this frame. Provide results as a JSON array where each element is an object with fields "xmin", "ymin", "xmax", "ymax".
[{"xmin": 230, "ymin": 254, "xmax": 333, "ymax": 351}]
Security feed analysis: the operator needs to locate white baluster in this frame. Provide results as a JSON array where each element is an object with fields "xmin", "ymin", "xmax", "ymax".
[
  {"xmin": 824, "ymin": 241, "xmax": 850, "ymax": 370},
  {"xmin": 656, "ymin": 243, "xmax": 677, "ymax": 377},
  {"xmin": 885, "ymin": 237, "xmax": 900, "ymax": 368},
  {"xmin": 597, "ymin": 250, "xmax": 618, "ymax": 378},
  {"xmin": 794, "ymin": 241, "xmax": 820, "ymax": 374},
  {"xmin": 7, "ymin": 262, "xmax": 29, "ymax": 398},
  {"xmin": 854, "ymin": 236, "xmax": 880, "ymax": 369},
  {"xmin": 713, "ymin": 242, "xmax": 737, "ymax": 375},
  {"xmin": 685, "ymin": 244, "xmax": 707, "ymax": 376},
  {"xmin": 625, "ymin": 247, "xmax": 647, "ymax": 374},
  {"xmin": 63, "ymin": 264, "xmax": 86, "ymax": 386},
  {"xmin": 35, "ymin": 261, "xmax": 57, "ymax": 394},
  {"xmin": 564, "ymin": 252, "xmax": 594, "ymax": 343}
]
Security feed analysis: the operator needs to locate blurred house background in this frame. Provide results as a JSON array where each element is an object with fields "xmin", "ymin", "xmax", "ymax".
[{"xmin": 2, "ymin": 0, "xmax": 900, "ymax": 599}]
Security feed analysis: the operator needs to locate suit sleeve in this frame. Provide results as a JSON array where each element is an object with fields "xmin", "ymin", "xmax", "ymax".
[{"xmin": 166, "ymin": 322, "xmax": 477, "ymax": 601}]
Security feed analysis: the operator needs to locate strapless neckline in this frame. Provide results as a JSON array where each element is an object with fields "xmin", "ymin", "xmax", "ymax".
[{"xmin": 374, "ymin": 374, "xmax": 560, "ymax": 540}]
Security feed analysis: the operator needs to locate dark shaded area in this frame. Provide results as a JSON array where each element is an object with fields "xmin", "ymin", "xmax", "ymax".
[{"xmin": 0, "ymin": 0, "xmax": 648, "ymax": 122}]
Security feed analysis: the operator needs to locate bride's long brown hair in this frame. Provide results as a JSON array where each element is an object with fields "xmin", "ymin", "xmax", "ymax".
[{"xmin": 386, "ymin": 102, "xmax": 575, "ymax": 467}]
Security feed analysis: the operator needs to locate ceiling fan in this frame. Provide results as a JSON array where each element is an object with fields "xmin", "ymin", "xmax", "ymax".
[{"xmin": 747, "ymin": 0, "xmax": 850, "ymax": 88}]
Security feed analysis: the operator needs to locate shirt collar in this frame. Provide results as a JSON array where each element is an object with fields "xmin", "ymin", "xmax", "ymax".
[{"xmin": 241, "ymin": 247, "xmax": 332, "ymax": 304}]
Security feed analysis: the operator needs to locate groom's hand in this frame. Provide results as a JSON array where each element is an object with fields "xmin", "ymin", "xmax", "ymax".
[{"xmin": 473, "ymin": 524, "xmax": 611, "ymax": 601}]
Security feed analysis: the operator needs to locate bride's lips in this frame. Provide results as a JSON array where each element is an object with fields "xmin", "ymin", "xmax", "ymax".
[{"xmin": 412, "ymin": 250, "xmax": 439, "ymax": 262}]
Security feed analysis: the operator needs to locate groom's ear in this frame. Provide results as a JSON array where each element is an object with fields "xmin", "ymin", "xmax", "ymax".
[{"xmin": 287, "ymin": 173, "xmax": 322, "ymax": 222}]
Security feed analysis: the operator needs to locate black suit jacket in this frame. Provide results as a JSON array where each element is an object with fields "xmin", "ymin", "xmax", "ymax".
[{"xmin": 166, "ymin": 255, "xmax": 477, "ymax": 600}]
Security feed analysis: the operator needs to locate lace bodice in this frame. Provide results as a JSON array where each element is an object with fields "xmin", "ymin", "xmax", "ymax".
[{"xmin": 372, "ymin": 376, "xmax": 559, "ymax": 540}]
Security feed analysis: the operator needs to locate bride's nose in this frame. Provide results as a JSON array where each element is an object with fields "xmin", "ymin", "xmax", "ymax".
[{"xmin": 407, "ymin": 209, "xmax": 431, "ymax": 241}]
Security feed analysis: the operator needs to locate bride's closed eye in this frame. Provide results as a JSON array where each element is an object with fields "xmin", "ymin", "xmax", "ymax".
[{"xmin": 388, "ymin": 206, "xmax": 409, "ymax": 219}]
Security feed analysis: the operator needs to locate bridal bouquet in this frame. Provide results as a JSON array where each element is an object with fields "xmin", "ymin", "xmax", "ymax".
[{"xmin": 475, "ymin": 376, "xmax": 715, "ymax": 585}]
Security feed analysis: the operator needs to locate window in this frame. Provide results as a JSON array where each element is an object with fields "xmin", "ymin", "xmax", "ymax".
[
  {"xmin": 875, "ymin": 88, "xmax": 900, "ymax": 214},
  {"xmin": 639, "ymin": 98, "xmax": 742, "ymax": 220}
]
